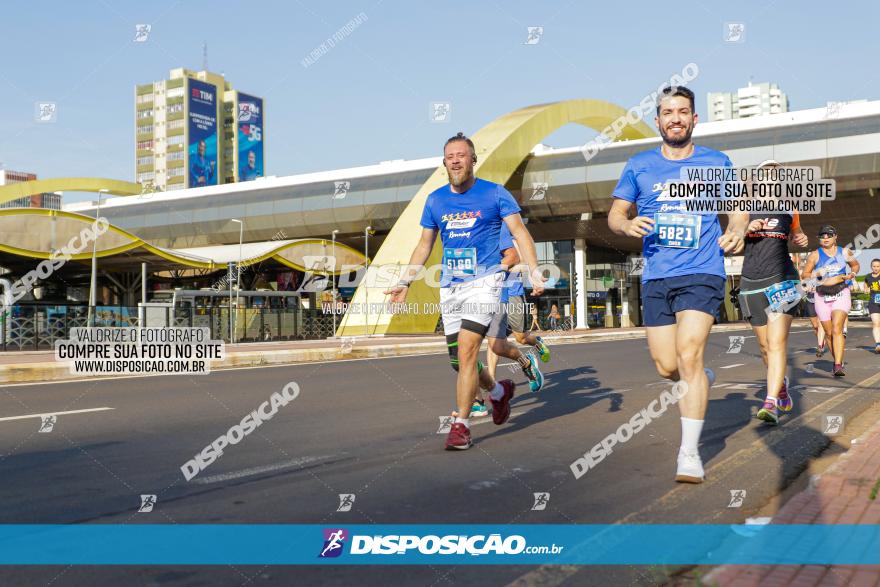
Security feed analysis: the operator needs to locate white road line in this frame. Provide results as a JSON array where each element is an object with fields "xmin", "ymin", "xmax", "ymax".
[
  {"xmin": 585, "ymin": 392, "xmax": 615, "ymax": 400},
  {"xmin": 720, "ymin": 363, "xmax": 745, "ymax": 369},
  {"xmin": 0, "ymin": 407, "xmax": 114, "ymax": 422},
  {"xmin": 584, "ymin": 389, "xmax": 629, "ymax": 400},
  {"xmin": 192, "ymin": 455, "xmax": 334, "ymax": 485},
  {"xmin": 465, "ymin": 418, "xmax": 493, "ymax": 428}
]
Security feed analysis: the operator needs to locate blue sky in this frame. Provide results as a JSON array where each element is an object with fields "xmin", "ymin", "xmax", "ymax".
[{"xmin": 1, "ymin": 0, "xmax": 879, "ymax": 204}]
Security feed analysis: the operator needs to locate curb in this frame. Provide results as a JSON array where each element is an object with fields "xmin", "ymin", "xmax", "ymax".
[
  {"xmin": 701, "ymin": 409, "xmax": 880, "ymax": 586},
  {"xmin": 0, "ymin": 322, "xmax": 758, "ymax": 384}
]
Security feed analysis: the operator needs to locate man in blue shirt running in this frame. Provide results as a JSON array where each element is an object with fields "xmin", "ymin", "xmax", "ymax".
[
  {"xmin": 386, "ymin": 132, "xmax": 545, "ymax": 450},
  {"xmin": 607, "ymin": 86, "xmax": 749, "ymax": 483},
  {"xmin": 484, "ymin": 224, "xmax": 551, "ymax": 394}
]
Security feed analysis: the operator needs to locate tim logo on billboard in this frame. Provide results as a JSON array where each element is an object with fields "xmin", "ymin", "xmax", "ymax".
[
  {"xmin": 319, "ymin": 528, "xmax": 348, "ymax": 558},
  {"xmin": 187, "ymin": 79, "xmax": 218, "ymax": 188},
  {"xmin": 191, "ymin": 87, "xmax": 214, "ymax": 103}
]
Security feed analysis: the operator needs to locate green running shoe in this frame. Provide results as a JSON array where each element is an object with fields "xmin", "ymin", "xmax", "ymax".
[
  {"xmin": 757, "ymin": 398, "xmax": 779, "ymax": 425},
  {"xmin": 534, "ymin": 336, "xmax": 551, "ymax": 363}
]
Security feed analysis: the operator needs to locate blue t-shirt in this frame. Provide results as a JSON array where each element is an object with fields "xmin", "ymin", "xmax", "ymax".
[
  {"xmin": 420, "ymin": 178, "xmax": 521, "ymax": 287},
  {"xmin": 240, "ymin": 164, "xmax": 260, "ymax": 181},
  {"xmin": 190, "ymin": 156, "xmax": 215, "ymax": 187},
  {"xmin": 498, "ymin": 224, "xmax": 525, "ymax": 303},
  {"xmin": 612, "ymin": 146, "xmax": 730, "ymax": 282}
]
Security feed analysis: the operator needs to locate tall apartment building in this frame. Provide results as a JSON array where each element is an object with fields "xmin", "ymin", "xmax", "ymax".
[
  {"xmin": 0, "ymin": 169, "xmax": 62, "ymax": 209},
  {"xmin": 135, "ymin": 68, "xmax": 265, "ymax": 192},
  {"xmin": 707, "ymin": 82, "xmax": 789, "ymax": 122}
]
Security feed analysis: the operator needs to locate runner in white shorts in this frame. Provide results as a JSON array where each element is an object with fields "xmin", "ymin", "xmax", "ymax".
[{"xmin": 386, "ymin": 132, "xmax": 546, "ymax": 450}]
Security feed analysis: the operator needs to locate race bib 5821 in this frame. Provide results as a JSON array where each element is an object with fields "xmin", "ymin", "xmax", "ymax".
[{"xmin": 654, "ymin": 213, "xmax": 701, "ymax": 249}]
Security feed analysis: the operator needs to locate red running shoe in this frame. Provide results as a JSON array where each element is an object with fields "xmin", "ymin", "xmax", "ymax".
[
  {"xmin": 491, "ymin": 380, "xmax": 516, "ymax": 425},
  {"xmin": 445, "ymin": 423, "xmax": 472, "ymax": 450}
]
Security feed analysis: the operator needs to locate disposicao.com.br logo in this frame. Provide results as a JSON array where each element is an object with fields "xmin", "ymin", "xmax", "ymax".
[
  {"xmin": 318, "ymin": 528, "xmax": 563, "ymax": 557},
  {"xmin": 319, "ymin": 529, "xmax": 348, "ymax": 558}
]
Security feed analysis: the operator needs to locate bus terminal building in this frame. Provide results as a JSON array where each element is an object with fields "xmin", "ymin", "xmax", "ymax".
[{"xmin": 1, "ymin": 98, "xmax": 879, "ymax": 346}]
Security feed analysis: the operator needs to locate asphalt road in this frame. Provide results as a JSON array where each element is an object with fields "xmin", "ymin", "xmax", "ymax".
[{"xmin": 1, "ymin": 322, "xmax": 879, "ymax": 587}]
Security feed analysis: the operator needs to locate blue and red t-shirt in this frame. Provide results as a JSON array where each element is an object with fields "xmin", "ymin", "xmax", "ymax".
[{"xmin": 420, "ymin": 178, "xmax": 520, "ymax": 287}]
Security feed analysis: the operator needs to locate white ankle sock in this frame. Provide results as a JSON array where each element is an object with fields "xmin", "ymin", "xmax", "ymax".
[
  {"xmin": 454, "ymin": 417, "xmax": 470, "ymax": 428},
  {"xmin": 490, "ymin": 382, "xmax": 505, "ymax": 401},
  {"xmin": 680, "ymin": 417, "xmax": 704, "ymax": 454}
]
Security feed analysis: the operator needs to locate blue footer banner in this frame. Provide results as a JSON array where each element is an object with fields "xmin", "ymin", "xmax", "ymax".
[{"xmin": 1, "ymin": 525, "xmax": 878, "ymax": 565}]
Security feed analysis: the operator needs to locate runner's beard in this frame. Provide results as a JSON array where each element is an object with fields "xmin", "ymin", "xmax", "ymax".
[
  {"xmin": 447, "ymin": 168, "xmax": 473, "ymax": 188},
  {"xmin": 659, "ymin": 123, "xmax": 694, "ymax": 148}
]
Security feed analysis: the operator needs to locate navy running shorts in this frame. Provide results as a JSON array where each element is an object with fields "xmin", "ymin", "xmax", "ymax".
[{"xmin": 642, "ymin": 273, "xmax": 725, "ymax": 327}]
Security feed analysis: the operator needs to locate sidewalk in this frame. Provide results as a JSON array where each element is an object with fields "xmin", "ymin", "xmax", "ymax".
[
  {"xmin": 702, "ymin": 417, "xmax": 880, "ymax": 587},
  {"xmin": 0, "ymin": 322, "xmax": 758, "ymax": 384}
]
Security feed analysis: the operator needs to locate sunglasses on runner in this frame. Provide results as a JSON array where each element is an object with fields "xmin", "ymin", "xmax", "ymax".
[{"xmin": 818, "ymin": 232, "xmax": 836, "ymax": 238}]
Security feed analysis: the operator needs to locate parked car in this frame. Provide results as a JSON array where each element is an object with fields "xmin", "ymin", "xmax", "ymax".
[{"xmin": 849, "ymin": 299, "xmax": 869, "ymax": 319}]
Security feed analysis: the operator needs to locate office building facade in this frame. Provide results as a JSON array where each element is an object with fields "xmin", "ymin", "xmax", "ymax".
[
  {"xmin": 135, "ymin": 68, "xmax": 265, "ymax": 192},
  {"xmin": 708, "ymin": 82, "xmax": 789, "ymax": 121},
  {"xmin": 0, "ymin": 170, "xmax": 62, "ymax": 209}
]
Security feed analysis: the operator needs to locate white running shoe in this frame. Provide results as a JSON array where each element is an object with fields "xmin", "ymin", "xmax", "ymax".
[
  {"xmin": 675, "ymin": 450, "xmax": 705, "ymax": 484},
  {"xmin": 705, "ymin": 367, "xmax": 716, "ymax": 388}
]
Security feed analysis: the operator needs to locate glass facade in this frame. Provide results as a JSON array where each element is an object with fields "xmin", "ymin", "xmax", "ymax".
[{"xmin": 529, "ymin": 240, "xmax": 576, "ymax": 329}]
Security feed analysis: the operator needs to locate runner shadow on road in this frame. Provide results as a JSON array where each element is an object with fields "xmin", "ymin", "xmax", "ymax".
[
  {"xmin": 700, "ymin": 391, "xmax": 755, "ymax": 467},
  {"xmin": 703, "ymin": 384, "xmax": 843, "ymax": 499},
  {"xmin": 746, "ymin": 385, "xmax": 843, "ymax": 493},
  {"xmin": 480, "ymin": 366, "xmax": 623, "ymax": 441},
  {"xmin": 703, "ymin": 384, "xmax": 816, "ymax": 468}
]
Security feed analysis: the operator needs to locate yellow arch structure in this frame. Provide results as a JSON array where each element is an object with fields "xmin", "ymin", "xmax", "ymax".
[
  {"xmin": 265, "ymin": 239, "xmax": 368, "ymax": 275},
  {"xmin": 0, "ymin": 177, "xmax": 142, "ymax": 206},
  {"xmin": 0, "ymin": 209, "xmax": 216, "ymax": 268},
  {"xmin": 0, "ymin": 209, "xmax": 366, "ymax": 273},
  {"xmin": 338, "ymin": 99, "xmax": 656, "ymax": 336}
]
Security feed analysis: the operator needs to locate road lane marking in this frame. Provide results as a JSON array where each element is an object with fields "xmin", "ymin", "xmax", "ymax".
[
  {"xmin": 0, "ymin": 327, "xmax": 766, "ymax": 386},
  {"xmin": 0, "ymin": 407, "xmax": 114, "ymax": 422},
  {"xmin": 191, "ymin": 456, "xmax": 335, "ymax": 485},
  {"xmin": 582, "ymin": 390, "xmax": 628, "ymax": 400},
  {"xmin": 720, "ymin": 363, "xmax": 745, "ymax": 369}
]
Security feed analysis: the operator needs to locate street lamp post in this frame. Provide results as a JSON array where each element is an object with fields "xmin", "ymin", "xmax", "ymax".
[
  {"xmin": 331, "ymin": 229, "xmax": 339, "ymax": 337},
  {"xmin": 364, "ymin": 225, "xmax": 372, "ymax": 336},
  {"xmin": 227, "ymin": 261, "xmax": 234, "ymax": 342},
  {"xmin": 88, "ymin": 189, "xmax": 110, "ymax": 327},
  {"xmin": 230, "ymin": 219, "xmax": 243, "ymax": 344}
]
